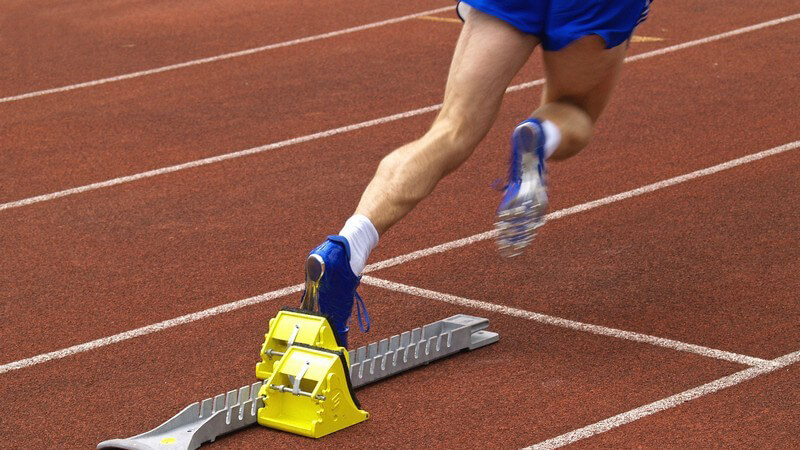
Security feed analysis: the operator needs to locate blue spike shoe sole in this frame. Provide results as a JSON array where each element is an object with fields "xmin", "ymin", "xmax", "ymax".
[{"xmin": 495, "ymin": 119, "xmax": 549, "ymax": 258}]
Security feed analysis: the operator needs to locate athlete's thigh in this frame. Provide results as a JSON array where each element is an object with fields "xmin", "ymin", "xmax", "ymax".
[
  {"xmin": 442, "ymin": 7, "xmax": 539, "ymax": 125},
  {"xmin": 541, "ymin": 36, "xmax": 628, "ymax": 122}
]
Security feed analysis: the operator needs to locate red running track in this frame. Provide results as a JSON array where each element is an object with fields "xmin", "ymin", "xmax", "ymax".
[{"xmin": 1, "ymin": 0, "xmax": 799, "ymax": 448}]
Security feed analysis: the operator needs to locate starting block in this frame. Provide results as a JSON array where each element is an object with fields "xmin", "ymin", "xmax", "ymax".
[
  {"xmin": 258, "ymin": 343, "xmax": 368, "ymax": 438},
  {"xmin": 97, "ymin": 312, "xmax": 497, "ymax": 449}
]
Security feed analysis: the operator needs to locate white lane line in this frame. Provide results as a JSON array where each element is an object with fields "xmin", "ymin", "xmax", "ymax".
[
  {"xmin": 1, "ymin": 138, "xmax": 797, "ymax": 375},
  {"xmin": 623, "ymin": 12, "xmax": 800, "ymax": 64},
  {"xmin": 0, "ymin": 104, "xmax": 442, "ymax": 212},
  {"xmin": 0, "ymin": 6, "xmax": 453, "ymax": 104},
  {"xmin": 3, "ymin": 12, "xmax": 800, "ymax": 212},
  {"xmin": 361, "ymin": 277, "xmax": 771, "ymax": 367},
  {"xmin": 0, "ymin": 284, "xmax": 303, "ymax": 375},
  {"xmin": 364, "ymin": 230, "xmax": 496, "ymax": 273},
  {"xmin": 365, "ymin": 139, "xmax": 800, "ymax": 273},
  {"xmin": 526, "ymin": 349, "xmax": 800, "ymax": 449}
]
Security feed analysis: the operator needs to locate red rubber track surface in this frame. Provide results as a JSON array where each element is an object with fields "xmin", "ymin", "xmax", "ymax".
[
  {"xmin": 575, "ymin": 364, "xmax": 800, "ymax": 448},
  {"xmin": 1, "ymin": 0, "xmax": 796, "ymax": 201},
  {"xmin": 1, "ymin": 0, "xmax": 799, "ymax": 448},
  {"xmin": 0, "ymin": 0, "xmax": 450, "ymax": 95}
]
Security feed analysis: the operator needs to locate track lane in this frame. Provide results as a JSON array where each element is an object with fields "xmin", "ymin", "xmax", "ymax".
[
  {"xmin": 0, "ymin": 18, "xmax": 460, "ymax": 202},
  {"xmin": 3, "ymin": 0, "xmax": 793, "ymax": 102},
  {"xmin": 570, "ymin": 361, "xmax": 800, "ymax": 447},
  {"xmin": 4, "ymin": 1, "xmax": 799, "ymax": 204},
  {"xmin": 2, "ymin": 20, "xmax": 799, "ymax": 363},
  {"xmin": 3, "ymin": 2, "xmax": 800, "ymax": 447},
  {"xmin": 373, "ymin": 150, "xmax": 800, "ymax": 360},
  {"xmin": 0, "ymin": 285, "xmax": 743, "ymax": 449},
  {"xmin": 0, "ymin": 0, "xmax": 450, "ymax": 96},
  {"xmin": 6, "ymin": 139, "xmax": 798, "ymax": 375}
]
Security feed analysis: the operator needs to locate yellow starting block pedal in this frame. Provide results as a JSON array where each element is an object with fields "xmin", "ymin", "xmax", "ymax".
[
  {"xmin": 256, "ymin": 308, "xmax": 347, "ymax": 380},
  {"xmin": 257, "ymin": 343, "xmax": 368, "ymax": 438}
]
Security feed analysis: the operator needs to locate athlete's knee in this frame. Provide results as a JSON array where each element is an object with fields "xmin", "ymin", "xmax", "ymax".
[
  {"xmin": 372, "ymin": 142, "xmax": 440, "ymax": 207},
  {"xmin": 374, "ymin": 107, "xmax": 492, "ymax": 188},
  {"xmin": 435, "ymin": 104, "xmax": 496, "ymax": 150},
  {"xmin": 422, "ymin": 115, "xmax": 485, "ymax": 175},
  {"xmin": 374, "ymin": 148, "xmax": 407, "ymax": 181}
]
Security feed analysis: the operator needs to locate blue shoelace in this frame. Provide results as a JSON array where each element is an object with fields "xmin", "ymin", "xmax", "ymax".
[{"xmin": 354, "ymin": 290, "xmax": 370, "ymax": 332}]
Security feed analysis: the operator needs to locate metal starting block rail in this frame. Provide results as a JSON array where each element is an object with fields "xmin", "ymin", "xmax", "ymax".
[{"xmin": 97, "ymin": 314, "xmax": 498, "ymax": 449}]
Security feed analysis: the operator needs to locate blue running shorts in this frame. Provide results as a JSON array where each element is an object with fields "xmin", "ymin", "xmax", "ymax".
[{"xmin": 457, "ymin": 0, "xmax": 652, "ymax": 51}]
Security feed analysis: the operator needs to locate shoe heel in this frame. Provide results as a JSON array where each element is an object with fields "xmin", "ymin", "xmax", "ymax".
[{"xmin": 301, "ymin": 254, "xmax": 325, "ymax": 311}]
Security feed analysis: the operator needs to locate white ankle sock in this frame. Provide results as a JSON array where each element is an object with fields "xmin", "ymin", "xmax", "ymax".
[
  {"xmin": 540, "ymin": 119, "xmax": 561, "ymax": 160},
  {"xmin": 338, "ymin": 214, "xmax": 379, "ymax": 276}
]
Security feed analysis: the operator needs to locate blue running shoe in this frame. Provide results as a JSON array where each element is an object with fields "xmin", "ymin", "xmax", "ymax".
[
  {"xmin": 495, "ymin": 119, "xmax": 549, "ymax": 258},
  {"xmin": 300, "ymin": 236, "xmax": 369, "ymax": 347}
]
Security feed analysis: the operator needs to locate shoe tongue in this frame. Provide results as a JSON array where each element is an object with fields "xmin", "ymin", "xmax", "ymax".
[{"xmin": 326, "ymin": 235, "xmax": 352, "ymax": 260}]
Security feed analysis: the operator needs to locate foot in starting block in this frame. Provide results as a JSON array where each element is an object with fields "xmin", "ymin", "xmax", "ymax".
[{"xmin": 302, "ymin": 236, "xmax": 370, "ymax": 347}]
